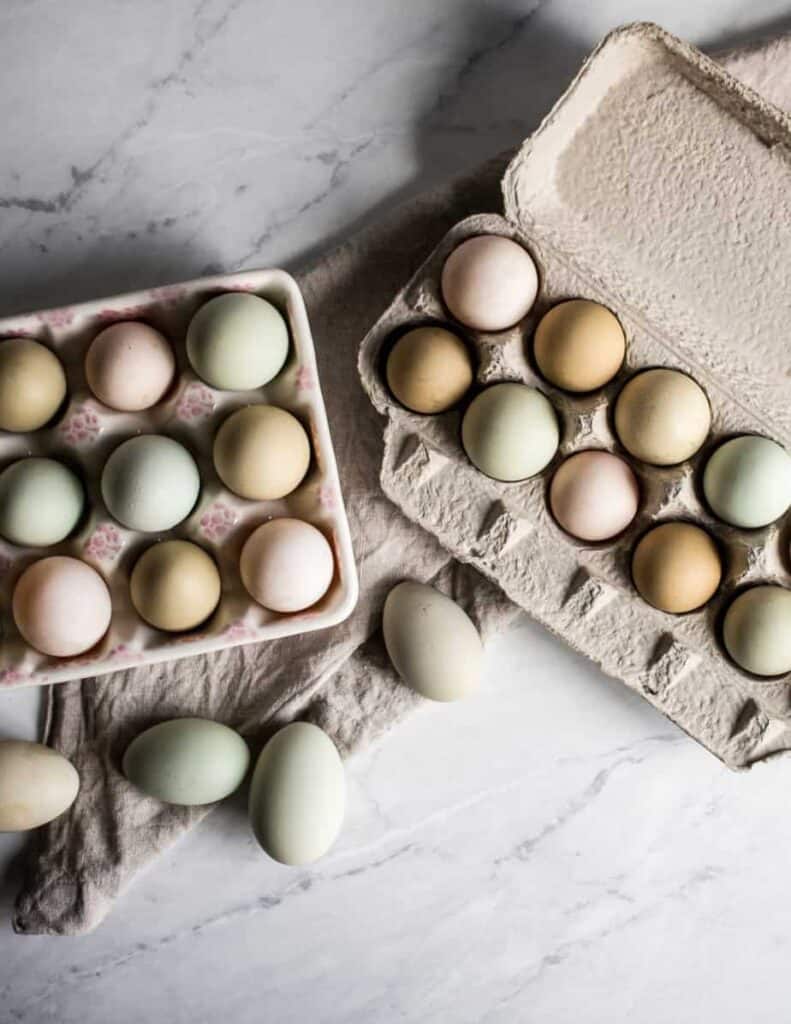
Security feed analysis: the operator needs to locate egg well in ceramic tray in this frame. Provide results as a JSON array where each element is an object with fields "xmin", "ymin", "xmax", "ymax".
[
  {"xmin": 0, "ymin": 269, "xmax": 357, "ymax": 689},
  {"xmin": 360, "ymin": 23, "xmax": 791, "ymax": 768}
]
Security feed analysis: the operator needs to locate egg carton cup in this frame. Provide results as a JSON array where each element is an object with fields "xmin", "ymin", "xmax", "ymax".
[
  {"xmin": 0, "ymin": 269, "xmax": 358, "ymax": 688},
  {"xmin": 359, "ymin": 23, "xmax": 791, "ymax": 769}
]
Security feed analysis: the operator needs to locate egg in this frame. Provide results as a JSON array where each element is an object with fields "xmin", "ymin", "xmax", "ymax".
[
  {"xmin": 441, "ymin": 235, "xmax": 538, "ymax": 332},
  {"xmin": 533, "ymin": 299, "xmax": 625, "ymax": 392},
  {"xmin": 85, "ymin": 321, "xmax": 175, "ymax": 411},
  {"xmin": 130, "ymin": 540, "xmax": 221, "ymax": 632},
  {"xmin": 703, "ymin": 435, "xmax": 791, "ymax": 529},
  {"xmin": 12, "ymin": 556, "xmax": 112, "ymax": 656},
  {"xmin": 101, "ymin": 435, "xmax": 200, "ymax": 532},
  {"xmin": 0, "ymin": 337, "xmax": 66, "ymax": 432},
  {"xmin": 723, "ymin": 585, "xmax": 791, "ymax": 677},
  {"xmin": 240, "ymin": 518, "xmax": 334, "ymax": 613},
  {"xmin": 248, "ymin": 722, "xmax": 345, "ymax": 865},
  {"xmin": 0, "ymin": 457, "xmax": 84, "ymax": 547},
  {"xmin": 213, "ymin": 404, "xmax": 310, "ymax": 500},
  {"xmin": 0, "ymin": 740, "xmax": 79, "ymax": 832},
  {"xmin": 123, "ymin": 718, "xmax": 250, "ymax": 805},
  {"xmin": 382, "ymin": 581, "xmax": 482, "ymax": 701},
  {"xmin": 549, "ymin": 450, "xmax": 639, "ymax": 542},
  {"xmin": 186, "ymin": 292, "xmax": 289, "ymax": 390},
  {"xmin": 632, "ymin": 522, "xmax": 722, "ymax": 614},
  {"xmin": 614, "ymin": 368, "xmax": 710, "ymax": 465},
  {"xmin": 385, "ymin": 325, "xmax": 474, "ymax": 414},
  {"xmin": 461, "ymin": 382, "xmax": 559, "ymax": 481}
]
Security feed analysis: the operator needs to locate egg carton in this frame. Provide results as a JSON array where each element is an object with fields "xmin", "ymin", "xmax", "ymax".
[
  {"xmin": 0, "ymin": 269, "xmax": 358, "ymax": 688},
  {"xmin": 359, "ymin": 23, "xmax": 791, "ymax": 768}
]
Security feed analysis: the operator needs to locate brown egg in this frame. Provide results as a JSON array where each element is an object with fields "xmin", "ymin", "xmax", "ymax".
[
  {"xmin": 130, "ymin": 540, "xmax": 221, "ymax": 632},
  {"xmin": 614, "ymin": 368, "xmax": 710, "ymax": 466},
  {"xmin": 386, "ymin": 326, "xmax": 473, "ymax": 414},
  {"xmin": 0, "ymin": 338, "xmax": 67, "ymax": 432},
  {"xmin": 632, "ymin": 522, "xmax": 722, "ymax": 614},
  {"xmin": 213, "ymin": 404, "xmax": 310, "ymax": 500},
  {"xmin": 533, "ymin": 300, "xmax": 625, "ymax": 392}
]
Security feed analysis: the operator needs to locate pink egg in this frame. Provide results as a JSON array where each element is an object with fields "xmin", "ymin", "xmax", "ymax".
[
  {"xmin": 12, "ymin": 556, "xmax": 112, "ymax": 657},
  {"xmin": 440, "ymin": 235, "xmax": 538, "ymax": 332},
  {"xmin": 550, "ymin": 450, "xmax": 640, "ymax": 542},
  {"xmin": 85, "ymin": 321, "xmax": 175, "ymax": 412},
  {"xmin": 240, "ymin": 519, "xmax": 334, "ymax": 613}
]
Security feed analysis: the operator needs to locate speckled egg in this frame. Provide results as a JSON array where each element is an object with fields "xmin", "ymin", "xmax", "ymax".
[
  {"xmin": 101, "ymin": 435, "xmax": 200, "ymax": 532},
  {"xmin": 0, "ymin": 740, "xmax": 79, "ymax": 832},
  {"xmin": 723, "ymin": 585, "xmax": 791, "ymax": 677},
  {"xmin": 240, "ymin": 518, "xmax": 334, "ymax": 613},
  {"xmin": 441, "ymin": 235, "xmax": 538, "ymax": 332},
  {"xmin": 186, "ymin": 292, "xmax": 289, "ymax": 390},
  {"xmin": 213, "ymin": 404, "xmax": 310, "ymax": 501},
  {"xmin": 0, "ymin": 458, "xmax": 84, "ymax": 547},
  {"xmin": 130, "ymin": 540, "xmax": 221, "ymax": 632},
  {"xmin": 550, "ymin": 450, "xmax": 639, "ymax": 542},
  {"xmin": 0, "ymin": 338, "xmax": 67, "ymax": 432},
  {"xmin": 85, "ymin": 321, "xmax": 175, "ymax": 411},
  {"xmin": 12, "ymin": 556, "xmax": 112, "ymax": 657},
  {"xmin": 614, "ymin": 368, "xmax": 710, "ymax": 466},
  {"xmin": 703, "ymin": 435, "xmax": 791, "ymax": 529},
  {"xmin": 461, "ymin": 382, "xmax": 559, "ymax": 481}
]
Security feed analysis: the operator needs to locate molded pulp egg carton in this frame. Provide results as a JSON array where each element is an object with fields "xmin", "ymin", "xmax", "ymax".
[
  {"xmin": 359, "ymin": 23, "xmax": 791, "ymax": 768},
  {"xmin": 0, "ymin": 269, "xmax": 357, "ymax": 689}
]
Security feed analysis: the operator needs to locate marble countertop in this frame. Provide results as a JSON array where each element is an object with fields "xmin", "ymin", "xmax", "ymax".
[{"xmin": 2, "ymin": 1, "xmax": 791, "ymax": 1020}]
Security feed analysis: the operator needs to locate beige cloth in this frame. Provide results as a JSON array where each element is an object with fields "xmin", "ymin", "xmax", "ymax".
[{"xmin": 14, "ymin": 32, "xmax": 791, "ymax": 935}]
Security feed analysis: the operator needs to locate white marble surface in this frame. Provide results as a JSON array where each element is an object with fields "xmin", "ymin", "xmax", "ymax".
[{"xmin": 2, "ymin": 1, "xmax": 791, "ymax": 1020}]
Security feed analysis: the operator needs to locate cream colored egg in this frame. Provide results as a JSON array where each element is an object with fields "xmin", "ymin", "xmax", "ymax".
[
  {"xmin": 0, "ymin": 740, "xmax": 79, "ymax": 832},
  {"xmin": 0, "ymin": 338, "xmax": 66, "ymax": 432},
  {"xmin": 213, "ymin": 404, "xmax": 311, "ymax": 500},
  {"xmin": 248, "ymin": 722, "xmax": 345, "ymax": 865},
  {"xmin": 614, "ymin": 368, "xmax": 710, "ymax": 466},
  {"xmin": 382, "ymin": 581, "xmax": 482, "ymax": 701},
  {"xmin": 130, "ymin": 540, "xmax": 221, "ymax": 632}
]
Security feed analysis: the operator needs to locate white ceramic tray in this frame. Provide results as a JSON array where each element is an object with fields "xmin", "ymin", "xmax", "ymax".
[
  {"xmin": 0, "ymin": 269, "xmax": 358, "ymax": 688},
  {"xmin": 359, "ymin": 24, "xmax": 791, "ymax": 767}
]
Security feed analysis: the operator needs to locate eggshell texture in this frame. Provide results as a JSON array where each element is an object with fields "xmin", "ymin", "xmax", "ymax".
[
  {"xmin": 533, "ymin": 299, "xmax": 625, "ymax": 392},
  {"xmin": 0, "ymin": 338, "xmax": 66, "ymax": 432},
  {"xmin": 703, "ymin": 435, "xmax": 791, "ymax": 529},
  {"xmin": 186, "ymin": 292, "xmax": 289, "ymax": 390},
  {"xmin": 130, "ymin": 540, "xmax": 221, "ymax": 632},
  {"xmin": 0, "ymin": 740, "xmax": 79, "ymax": 832},
  {"xmin": 248, "ymin": 722, "xmax": 345, "ymax": 865},
  {"xmin": 382, "ymin": 581, "xmax": 482, "ymax": 701},
  {"xmin": 101, "ymin": 435, "xmax": 200, "ymax": 532},
  {"xmin": 723, "ymin": 586, "xmax": 791, "ymax": 677},
  {"xmin": 614, "ymin": 368, "xmax": 710, "ymax": 466},
  {"xmin": 213, "ymin": 404, "xmax": 310, "ymax": 501},
  {"xmin": 550, "ymin": 450, "xmax": 639, "ymax": 542},
  {"xmin": 12, "ymin": 556, "xmax": 112, "ymax": 656},
  {"xmin": 385, "ymin": 326, "xmax": 473, "ymax": 414},
  {"xmin": 123, "ymin": 718, "xmax": 250, "ymax": 805},
  {"xmin": 632, "ymin": 522, "xmax": 722, "ymax": 614},
  {"xmin": 441, "ymin": 235, "xmax": 538, "ymax": 331},
  {"xmin": 0, "ymin": 457, "xmax": 84, "ymax": 547},
  {"xmin": 240, "ymin": 518, "xmax": 334, "ymax": 613},
  {"xmin": 85, "ymin": 321, "xmax": 175, "ymax": 412},
  {"xmin": 461, "ymin": 382, "xmax": 559, "ymax": 481}
]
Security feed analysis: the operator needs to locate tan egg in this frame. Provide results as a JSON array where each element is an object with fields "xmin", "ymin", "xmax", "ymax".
[
  {"xmin": 632, "ymin": 522, "xmax": 722, "ymax": 614},
  {"xmin": 386, "ymin": 326, "xmax": 473, "ymax": 414},
  {"xmin": 614, "ymin": 368, "xmax": 710, "ymax": 466},
  {"xmin": 0, "ymin": 338, "xmax": 67, "ymax": 432},
  {"xmin": 213, "ymin": 404, "xmax": 311, "ymax": 500},
  {"xmin": 533, "ymin": 300, "xmax": 625, "ymax": 392},
  {"xmin": 130, "ymin": 540, "xmax": 221, "ymax": 632}
]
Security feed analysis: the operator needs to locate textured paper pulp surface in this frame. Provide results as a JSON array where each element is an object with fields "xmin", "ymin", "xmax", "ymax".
[
  {"xmin": 360, "ymin": 25, "xmax": 791, "ymax": 770},
  {"xmin": 13, "ymin": 30, "xmax": 791, "ymax": 936},
  {"xmin": 0, "ymin": 270, "xmax": 357, "ymax": 688}
]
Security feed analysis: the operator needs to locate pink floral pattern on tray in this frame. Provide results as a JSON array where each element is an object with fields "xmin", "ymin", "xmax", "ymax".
[
  {"xmin": 0, "ymin": 667, "xmax": 33, "ymax": 687},
  {"xmin": 96, "ymin": 304, "xmax": 150, "ymax": 324},
  {"xmin": 318, "ymin": 482, "xmax": 338, "ymax": 510},
  {"xmin": 107, "ymin": 643, "xmax": 144, "ymax": 664},
  {"xmin": 176, "ymin": 381, "xmax": 215, "ymax": 422},
  {"xmin": 59, "ymin": 403, "xmax": 101, "ymax": 445},
  {"xmin": 222, "ymin": 619, "xmax": 257, "ymax": 642},
  {"xmin": 295, "ymin": 365, "xmax": 315, "ymax": 390},
  {"xmin": 199, "ymin": 501, "xmax": 237, "ymax": 542},
  {"xmin": 37, "ymin": 307, "xmax": 74, "ymax": 328},
  {"xmin": 84, "ymin": 522, "xmax": 123, "ymax": 562}
]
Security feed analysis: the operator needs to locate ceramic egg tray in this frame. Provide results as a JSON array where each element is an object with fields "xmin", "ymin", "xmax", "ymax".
[
  {"xmin": 359, "ymin": 23, "xmax": 791, "ymax": 768},
  {"xmin": 0, "ymin": 269, "xmax": 357, "ymax": 689}
]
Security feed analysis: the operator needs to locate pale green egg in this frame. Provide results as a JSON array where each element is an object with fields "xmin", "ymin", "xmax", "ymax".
[
  {"xmin": 723, "ymin": 585, "xmax": 791, "ymax": 677},
  {"xmin": 0, "ymin": 457, "xmax": 84, "ymax": 547},
  {"xmin": 101, "ymin": 435, "xmax": 200, "ymax": 532},
  {"xmin": 703, "ymin": 435, "xmax": 791, "ymax": 529}
]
